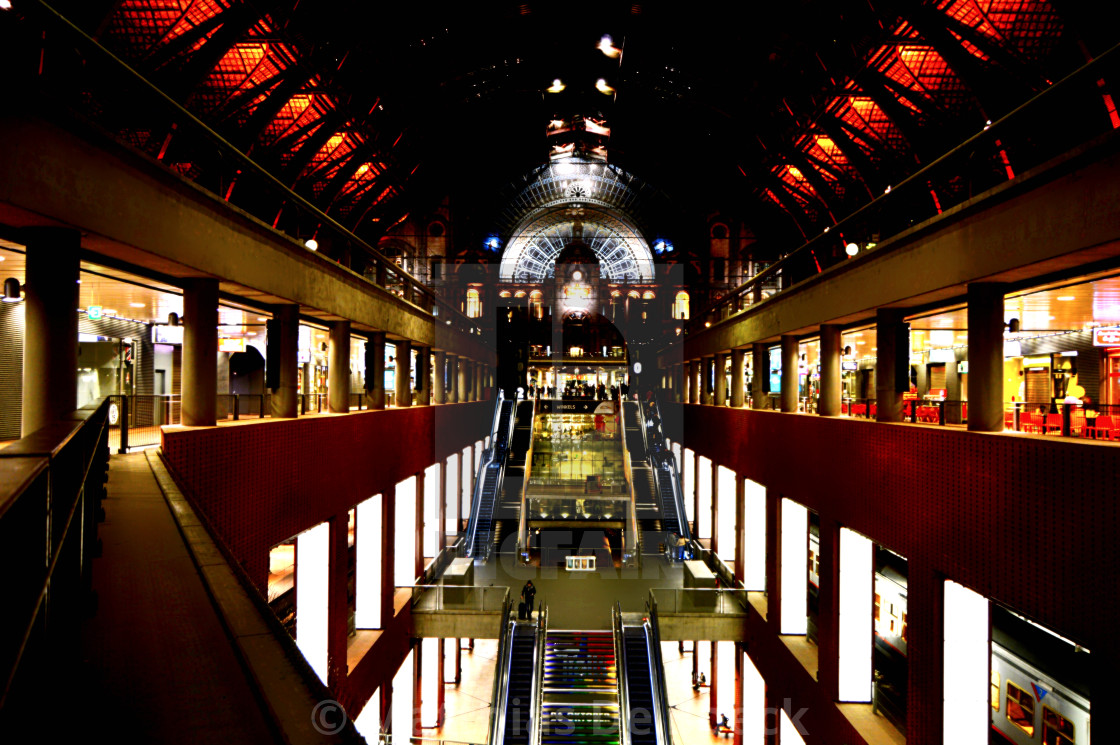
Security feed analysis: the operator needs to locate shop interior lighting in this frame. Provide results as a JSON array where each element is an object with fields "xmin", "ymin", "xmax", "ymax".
[{"xmin": 2, "ymin": 277, "xmax": 21, "ymax": 302}]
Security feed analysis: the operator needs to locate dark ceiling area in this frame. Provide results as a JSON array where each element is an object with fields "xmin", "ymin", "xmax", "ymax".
[{"xmin": 15, "ymin": 1, "xmax": 1120, "ymax": 259}]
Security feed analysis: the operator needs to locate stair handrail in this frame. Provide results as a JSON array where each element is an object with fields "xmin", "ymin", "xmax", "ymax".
[
  {"xmin": 530, "ymin": 603, "xmax": 548, "ymax": 745},
  {"xmin": 612, "ymin": 603, "xmax": 634, "ymax": 745},
  {"xmin": 487, "ymin": 595, "xmax": 516, "ymax": 745},
  {"xmin": 516, "ymin": 398, "xmax": 537, "ymax": 563},
  {"xmin": 645, "ymin": 597, "xmax": 673, "ymax": 745}
]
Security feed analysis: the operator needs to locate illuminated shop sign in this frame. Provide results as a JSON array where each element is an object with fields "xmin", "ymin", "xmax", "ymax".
[
  {"xmin": 152, "ymin": 325, "xmax": 184, "ymax": 344},
  {"xmin": 842, "ymin": 360, "xmax": 858, "ymax": 371},
  {"xmin": 1092, "ymin": 328, "xmax": 1120, "ymax": 346},
  {"xmin": 218, "ymin": 338, "xmax": 246, "ymax": 353}
]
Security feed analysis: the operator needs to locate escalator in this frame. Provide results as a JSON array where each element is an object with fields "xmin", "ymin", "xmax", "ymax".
[
  {"xmin": 495, "ymin": 400, "xmax": 534, "ymax": 553},
  {"xmin": 468, "ymin": 399, "xmax": 516, "ymax": 559},
  {"xmin": 490, "ymin": 603, "xmax": 545, "ymax": 745},
  {"xmin": 541, "ymin": 630, "xmax": 620, "ymax": 745},
  {"xmin": 615, "ymin": 604, "xmax": 671, "ymax": 745}
]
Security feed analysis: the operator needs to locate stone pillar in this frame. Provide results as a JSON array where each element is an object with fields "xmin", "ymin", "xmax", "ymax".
[
  {"xmin": 780, "ymin": 335, "xmax": 799, "ymax": 413},
  {"xmin": 967, "ymin": 283, "xmax": 1006, "ymax": 432},
  {"xmin": 876, "ymin": 308, "xmax": 908, "ymax": 422},
  {"xmin": 473, "ymin": 361, "xmax": 482, "ymax": 402},
  {"xmin": 368, "ymin": 332, "xmax": 386, "ymax": 410},
  {"xmin": 417, "ymin": 346, "xmax": 431, "ymax": 406},
  {"xmin": 714, "ymin": 353, "xmax": 728, "ymax": 406},
  {"xmin": 182, "ymin": 278, "xmax": 219, "ymax": 427},
  {"xmin": 433, "ymin": 351, "xmax": 446, "ymax": 404},
  {"xmin": 21, "ymin": 228, "xmax": 79, "ymax": 436},
  {"xmin": 396, "ymin": 339, "xmax": 412, "ymax": 408},
  {"xmin": 270, "ymin": 304, "xmax": 299, "ymax": 418},
  {"xmin": 328, "ymin": 320, "xmax": 350, "ymax": 413},
  {"xmin": 684, "ymin": 362, "xmax": 693, "ymax": 404},
  {"xmin": 447, "ymin": 355, "xmax": 459, "ymax": 403},
  {"xmin": 730, "ymin": 349, "xmax": 745, "ymax": 408},
  {"xmin": 751, "ymin": 343, "xmax": 768, "ymax": 409},
  {"xmin": 819, "ymin": 324, "xmax": 842, "ymax": 417},
  {"xmin": 703, "ymin": 356, "xmax": 715, "ymax": 405},
  {"xmin": 457, "ymin": 358, "xmax": 468, "ymax": 403}
]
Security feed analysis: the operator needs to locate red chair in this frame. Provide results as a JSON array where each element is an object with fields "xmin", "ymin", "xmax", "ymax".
[
  {"xmin": 853, "ymin": 403, "xmax": 866, "ymax": 417},
  {"xmin": 1004, "ymin": 410, "xmax": 1014, "ymax": 430},
  {"xmin": 1087, "ymin": 415, "xmax": 1114, "ymax": 440},
  {"xmin": 1071, "ymin": 411, "xmax": 1086, "ymax": 437},
  {"xmin": 870, "ymin": 403, "xmax": 877, "ymax": 417},
  {"xmin": 1021, "ymin": 412, "xmax": 1043, "ymax": 434}
]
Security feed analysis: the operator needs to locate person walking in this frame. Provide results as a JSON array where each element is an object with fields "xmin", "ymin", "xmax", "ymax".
[
  {"xmin": 676, "ymin": 535, "xmax": 689, "ymax": 561},
  {"xmin": 520, "ymin": 580, "xmax": 536, "ymax": 620}
]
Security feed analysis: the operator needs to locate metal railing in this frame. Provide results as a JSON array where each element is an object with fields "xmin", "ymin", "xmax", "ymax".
[
  {"xmin": 407, "ymin": 585, "xmax": 509, "ymax": 614},
  {"xmin": 463, "ymin": 394, "xmax": 508, "ymax": 561},
  {"xmin": 617, "ymin": 393, "xmax": 641, "ymax": 566},
  {"xmin": 645, "ymin": 599, "xmax": 673, "ymax": 745},
  {"xmin": 648, "ymin": 588, "xmax": 750, "ymax": 616},
  {"xmin": 649, "ymin": 395, "xmax": 692, "ymax": 543},
  {"xmin": 6, "ymin": 1, "xmax": 488, "ymax": 342},
  {"xmin": 686, "ymin": 41, "xmax": 1120, "ymax": 335},
  {"xmin": 1, "ymin": 399, "xmax": 109, "ymax": 709},
  {"xmin": 486, "ymin": 596, "xmax": 515, "ymax": 745},
  {"xmin": 516, "ymin": 398, "xmax": 537, "ymax": 563}
]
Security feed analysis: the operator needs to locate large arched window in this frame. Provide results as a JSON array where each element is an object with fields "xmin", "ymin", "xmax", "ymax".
[
  {"xmin": 674, "ymin": 291, "xmax": 690, "ymax": 320},
  {"xmin": 466, "ymin": 288, "xmax": 481, "ymax": 318}
]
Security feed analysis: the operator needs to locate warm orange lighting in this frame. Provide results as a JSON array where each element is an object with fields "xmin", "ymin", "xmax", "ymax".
[
  {"xmin": 595, "ymin": 79, "xmax": 615, "ymax": 95},
  {"xmin": 598, "ymin": 35, "xmax": 621, "ymax": 58},
  {"xmin": 547, "ymin": 79, "xmax": 565, "ymax": 93}
]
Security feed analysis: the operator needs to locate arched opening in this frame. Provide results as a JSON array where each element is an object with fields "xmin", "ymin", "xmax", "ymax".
[{"xmin": 675, "ymin": 290, "xmax": 690, "ymax": 320}]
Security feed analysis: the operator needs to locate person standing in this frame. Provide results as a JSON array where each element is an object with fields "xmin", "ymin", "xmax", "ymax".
[
  {"xmin": 676, "ymin": 535, "xmax": 689, "ymax": 561},
  {"xmin": 520, "ymin": 580, "xmax": 536, "ymax": 620}
]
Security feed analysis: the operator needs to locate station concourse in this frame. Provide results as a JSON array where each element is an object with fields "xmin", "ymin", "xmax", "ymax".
[{"xmin": 1, "ymin": 3, "xmax": 1119, "ymax": 745}]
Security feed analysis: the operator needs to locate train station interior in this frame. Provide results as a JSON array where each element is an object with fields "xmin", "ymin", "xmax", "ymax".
[{"xmin": 1, "ymin": 2, "xmax": 1117, "ymax": 744}]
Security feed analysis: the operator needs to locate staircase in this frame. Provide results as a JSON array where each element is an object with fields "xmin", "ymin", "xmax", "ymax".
[
  {"xmin": 541, "ymin": 631, "xmax": 621, "ymax": 745},
  {"xmin": 621, "ymin": 627, "xmax": 658, "ymax": 745},
  {"xmin": 623, "ymin": 401, "xmax": 647, "ymax": 461},
  {"xmin": 501, "ymin": 624, "xmax": 538, "ymax": 745}
]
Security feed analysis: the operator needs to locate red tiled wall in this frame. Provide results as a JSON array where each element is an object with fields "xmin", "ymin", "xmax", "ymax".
[{"xmin": 162, "ymin": 402, "xmax": 492, "ymax": 591}]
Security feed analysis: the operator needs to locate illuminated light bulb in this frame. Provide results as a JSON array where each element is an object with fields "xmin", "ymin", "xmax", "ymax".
[
  {"xmin": 0, "ymin": 1, "xmax": 11, "ymax": 10},
  {"xmin": 1057, "ymin": 296, "xmax": 1075, "ymax": 301},
  {"xmin": 305, "ymin": 238, "xmax": 319, "ymax": 251},
  {"xmin": 598, "ymin": 34, "xmax": 621, "ymax": 58},
  {"xmin": 595, "ymin": 78, "xmax": 615, "ymax": 94},
  {"xmin": 845, "ymin": 242, "xmax": 859, "ymax": 256},
  {"xmin": 547, "ymin": 78, "xmax": 566, "ymax": 93}
]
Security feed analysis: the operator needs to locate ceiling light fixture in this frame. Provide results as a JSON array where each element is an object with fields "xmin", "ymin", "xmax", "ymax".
[
  {"xmin": 547, "ymin": 78, "xmax": 565, "ymax": 93},
  {"xmin": 0, "ymin": 1, "xmax": 12, "ymax": 11},
  {"xmin": 598, "ymin": 34, "xmax": 621, "ymax": 58},
  {"xmin": 129, "ymin": 302, "xmax": 145, "ymax": 308},
  {"xmin": 845, "ymin": 242, "xmax": 859, "ymax": 256},
  {"xmin": 1056, "ymin": 295, "xmax": 1075, "ymax": 301},
  {"xmin": 305, "ymin": 238, "xmax": 319, "ymax": 251},
  {"xmin": 595, "ymin": 78, "xmax": 615, "ymax": 95}
]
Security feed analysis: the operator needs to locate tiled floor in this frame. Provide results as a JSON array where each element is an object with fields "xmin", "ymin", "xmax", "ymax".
[{"xmin": 429, "ymin": 638, "xmax": 731, "ymax": 745}]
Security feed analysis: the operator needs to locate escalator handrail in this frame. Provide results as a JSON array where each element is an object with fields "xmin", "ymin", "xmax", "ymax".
[
  {"xmin": 628, "ymin": 400, "xmax": 650, "ymax": 462},
  {"xmin": 530, "ymin": 603, "xmax": 548, "ymax": 745},
  {"xmin": 612, "ymin": 603, "xmax": 634, "ymax": 745},
  {"xmin": 488, "ymin": 596, "xmax": 516, "ymax": 745},
  {"xmin": 645, "ymin": 599, "xmax": 673, "ymax": 745},
  {"xmin": 515, "ymin": 397, "xmax": 536, "ymax": 561},
  {"xmin": 463, "ymin": 446, "xmax": 496, "ymax": 558},
  {"xmin": 617, "ymin": 393, "xmax": 641, "ymax": 564}
]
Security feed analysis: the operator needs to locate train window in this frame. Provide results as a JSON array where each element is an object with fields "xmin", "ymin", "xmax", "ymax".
[
  {"xmin": 874, "ymin": 593, "xmax": 881, "ymax": 622},
  {"xmin": 1006, "ymin": 682, "xmax": 1036, "ymax": 736},
  {"xmin": 991, "ymin": 671, "xmax": 1000, "ymax": 711},
  {"xmin": 1042, "ymin": 707, "xmax": 1075, "ymax": 744}
]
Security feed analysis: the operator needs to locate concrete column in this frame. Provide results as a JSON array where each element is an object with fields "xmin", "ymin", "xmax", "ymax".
[
  {"xmin": 327, "ymin": 511, "xmax": 349, "ymax": 689},
  {"xmin": 328, "ymin": 320, "xmax": 350, "ymax": 413},
  {"xmin": 396, "ymin": 339, "xmax": 412, "ymax": 407},
  {"xmin": 780, "ymin": 335, "xmax": 799, "ymax": 413},
  {"xmin": 751, "ymin": 343, "xmax": 768, "ymax": 409},
  {"xmin": 270, "ymin": 304, "xmax": 299, "ymax": 418},
  {"xmin": 703, "ymin": 356, "xmax": 715, "ymax": 405},
  {"xmin": 876, "ymin": 308, "xmax": 908, "ymax": 422},
  {"xmin": 967, "ymin": 283, "xmax": 1007, "ymax": 432},
  {"xmin": 457, "ymin": 358, "xmax": 468, "ymax": 403},
  {"xmin": 417, "ymin": 346, "xmax": 431, "ymax": 406},
  {"xmin": 447, "ymin": 355, "xmax": 459, "ymax": 403},
  {"xmin": 730, "ymin": 349, "xmax": 745, "ymax": 407},
  {"xmin": 368, "ymin": 332, "xmax": 386, "ymax": 410},
  {"xmin": 713, "ymin": 353, "xmax": 728, "ymax": 406},
  {"xmin": 20, "ymin": 227, "xmax": 79, "ymax": 436},
  {"xmin": 684, "ymin": 362, "xmax": 693, "ymax": 403},
  {"xmin": 692, "ymin": 360, "xmax": 703, "ymax": 404},
  {"xmin": 433, "ymin": 351, "xmax": 446, "ymax": 404},
  {"xmin": 819, "ymin": 324, "xmax": 842, "ymax": 417},
  {"xmin": 182, "ymin": 278, "xmax": 219, "ymax": 427},
  {"xmin": 473, "ymin": 361, "xmax": 482, "ymax": 402}
]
